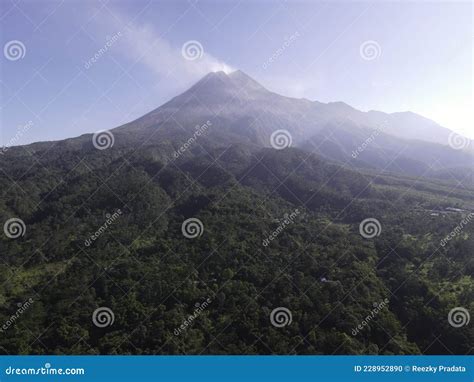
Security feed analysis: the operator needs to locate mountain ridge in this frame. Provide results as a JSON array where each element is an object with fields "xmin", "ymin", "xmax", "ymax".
[
  {"xmin": 3, "ymin": 70, "xmax": 472, "ymax": 185},
  {"xmin": 122, "ymin": 70, "xmax": 463, "ymax": 147},
  {"xmin": 1, "ymin": 74, "xmax": 473, "ymax": 357},
  {"xmin": 5, "ymin": 70, "xmax": 470, "ymax": 151}
]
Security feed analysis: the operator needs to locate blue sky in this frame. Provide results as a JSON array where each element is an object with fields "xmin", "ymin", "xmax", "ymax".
[{"xmin": 1, "ymin": 0, "xmax": 472, "ymax": 146}]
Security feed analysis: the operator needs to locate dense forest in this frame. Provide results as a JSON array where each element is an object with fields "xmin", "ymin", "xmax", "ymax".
[{"xmin": 0, "ymin": 136, "xmax": 472, "ymax": 355}]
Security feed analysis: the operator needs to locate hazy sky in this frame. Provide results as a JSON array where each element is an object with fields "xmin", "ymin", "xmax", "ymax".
[{"xmin": 1, "ymin": 0, "xmax": 472, "ymax": 146}]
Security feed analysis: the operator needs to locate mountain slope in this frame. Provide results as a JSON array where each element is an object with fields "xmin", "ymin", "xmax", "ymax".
[
  {"xmin": 0, "ymin": 71, "xmax": 473, "ymax": 355},
  {"xmin": 110, "ymin": 70, "xmax": 472, "ymax": 181},
  {"xmin": 1, "ymin": 140, "xmax": 473, "ymax": 355},
  {"xmin": 13, "ymin": 70, "xmax": 472, "ymax": 182}
]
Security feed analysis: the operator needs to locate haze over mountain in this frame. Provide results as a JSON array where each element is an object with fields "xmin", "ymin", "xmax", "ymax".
[
  {"xmin": 121, "ymin": 70, "xmax": 464, "ymax": 145},
  {"xmin": 2, "ymin": 0, "xmax": 473, "ymax": 359},
  {"xmin": 17, "ymin": 70, "xmax": 471, "ymax": 183},
  {"xmin": 2, "ymin": 70, "xmax": 473, "ymax": 356}
]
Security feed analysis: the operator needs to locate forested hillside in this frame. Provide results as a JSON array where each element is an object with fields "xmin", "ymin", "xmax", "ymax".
[{"xmin": 1, "ymin": 140, "xmax": 472, "ymax": 354}]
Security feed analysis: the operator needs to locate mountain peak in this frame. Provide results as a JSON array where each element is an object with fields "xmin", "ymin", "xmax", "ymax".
[
  {"xmin": 202, "ymin": 70, "xmax": 229, "ymax": 80},
  {"xmin": 131, "ymin": 70, "xmax": 270, "ymax": 126},
  {"xmin": 185, "ymin": 70, "xmax": 267, "ymax": 101}
]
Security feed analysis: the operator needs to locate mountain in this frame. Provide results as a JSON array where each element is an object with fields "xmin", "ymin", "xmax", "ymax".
[
  {"xmin": 16, "ymin": 70, "xmax": 472, "ymax": 182},
  {"xmin": 110, "ymin": 70, "xmax": 472, "ymax": 180},
  {"xmin": 117, "ymin": 70, "xmax": 465, "ymax": 143},
  {"xmin": 124, "ymin": 70, "xmax": 459, "ymax": 145},
  {"xmin": 1, "ymin": 71, "xmax": 473, "ymax": 356}
]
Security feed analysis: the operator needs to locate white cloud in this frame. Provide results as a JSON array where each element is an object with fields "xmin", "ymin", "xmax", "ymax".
[{"xmin": 99, "ymin": 9, "xmax": 234, "ymax": 87}]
